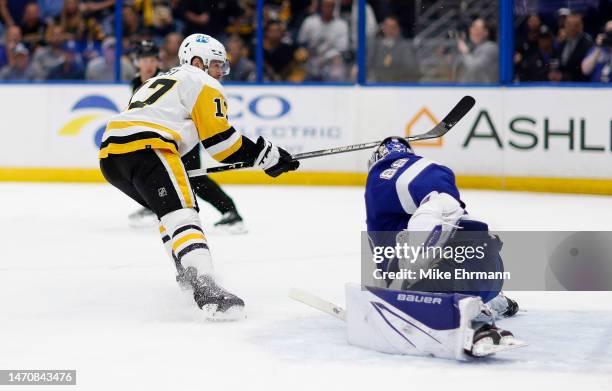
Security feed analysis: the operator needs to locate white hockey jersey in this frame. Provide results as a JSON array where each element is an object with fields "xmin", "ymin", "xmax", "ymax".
[{"xmin": 99, "ymin": 64, "xmax": 243, "ymax": 161}]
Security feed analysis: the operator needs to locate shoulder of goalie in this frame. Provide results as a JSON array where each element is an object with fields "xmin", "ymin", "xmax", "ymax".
[{"xmin": 345, "ymin": 283, "xmax": 494, "ymax": 360}]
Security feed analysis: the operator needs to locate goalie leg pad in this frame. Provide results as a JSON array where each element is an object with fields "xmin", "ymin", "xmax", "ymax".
[{"xmin": 345, "ymin": 284, "xmax": 482, "ymax": 360}]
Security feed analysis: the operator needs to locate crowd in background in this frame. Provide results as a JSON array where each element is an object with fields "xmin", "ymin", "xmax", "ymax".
[
  {"xmin": 0, "ymin": 0, "xmax": 610, "ymax": 83},
  {"xmin": 514, "ymin": 8, "xmax": 612, "ymax": 83}
]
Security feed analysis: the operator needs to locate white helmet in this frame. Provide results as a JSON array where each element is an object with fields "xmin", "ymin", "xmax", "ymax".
[{"xmin": 178, "ymin": 33, "xmax": 230, "ymax": 75}]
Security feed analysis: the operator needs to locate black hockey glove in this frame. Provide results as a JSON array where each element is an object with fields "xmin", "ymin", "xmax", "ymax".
[{"xmin": 254, "ymin": 136, "xmax": 300, "ymax": 177}]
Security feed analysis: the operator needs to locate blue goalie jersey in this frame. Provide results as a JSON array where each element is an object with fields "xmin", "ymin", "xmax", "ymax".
[{"xmin": 365, "ymin": 151, "xmax": 465, "ymax": 233}]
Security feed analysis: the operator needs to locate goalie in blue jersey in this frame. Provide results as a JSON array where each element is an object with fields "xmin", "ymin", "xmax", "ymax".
[{"xmin": 347, "ymin": 137, "xmax": 522, "ymax": 358}]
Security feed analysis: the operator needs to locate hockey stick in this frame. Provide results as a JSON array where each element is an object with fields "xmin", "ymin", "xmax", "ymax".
[
  {"xmin": 289, "ymin": 288, "xmax": 346, "ymax": 322},
  {"xmin": 188, "ymin": 95, "xmax": 476, "ymax": 177}
]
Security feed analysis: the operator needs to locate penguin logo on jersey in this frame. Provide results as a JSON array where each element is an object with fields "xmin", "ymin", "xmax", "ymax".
[{"xmin": 58, "ymin": 95, "xmax": 120, "ymax": 148}]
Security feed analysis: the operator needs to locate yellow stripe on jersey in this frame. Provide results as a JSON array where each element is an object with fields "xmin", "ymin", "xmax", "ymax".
[
  {"xmin": 212, "ymin": 136, "xmax": 243, "ymax": 161},
  {"xmin": 98, "ymin": 139, "xmax": 178, "ymax": 159},
  {"xmin": 191, "ymin": 85, "xmax": 231, "ymax": 141},
  {"xmin": 158, "ymin": 149, "xmax": 194, "ymax": 208},
  {"xmin": 106, "ymin": 121, "xmax": 183, "ymax": 141},
  {"xmin": 172, "ymin": 233, "xmax": 206, "ymax": 252}
]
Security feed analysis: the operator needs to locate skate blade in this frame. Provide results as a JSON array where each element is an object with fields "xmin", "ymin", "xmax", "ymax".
[
  {"xmin": 200, "ymin": 304, "xmax": 246, "ymax": 322},
  {"xmin": 210, "ymin": 222, "xmax": 249, "ymax": 235},
  {"xmin": 471, "ymin": 338, "xmax": 528, "ymax": 357},
  {"xmin": 128, "ymin": 216, "xmax": 158, "ymax": 229}
]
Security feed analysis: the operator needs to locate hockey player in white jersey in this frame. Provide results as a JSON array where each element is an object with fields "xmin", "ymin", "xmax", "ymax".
[
  {"xmin": 99, "ymin": 34, "xmax": 299, "ymax": 320},
  {"xmin": 346, "ymin": 137, "xmax": 522, "ymax": 358}
]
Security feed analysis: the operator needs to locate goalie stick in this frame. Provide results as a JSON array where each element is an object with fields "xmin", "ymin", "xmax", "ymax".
[
  {"xmin": 188, "ymin": 95, "xmax": 476, "ymax": 177},
  {"xmin": 289, "ymin": 288, "xmax": 346, "ymax": 321}
]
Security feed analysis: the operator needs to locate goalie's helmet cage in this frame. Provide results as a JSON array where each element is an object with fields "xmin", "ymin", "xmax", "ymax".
[
  {"xmin": 368, "ymin": 137, "xmax": 414, "ymax": 170},
  {"xmin": 178, "ymin": 34, "xmax": 231, "ymax": 76}
]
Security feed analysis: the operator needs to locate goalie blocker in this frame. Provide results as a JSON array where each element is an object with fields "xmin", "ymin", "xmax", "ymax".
[{"xmin": 345, "ymin": 284, "xmax": 523, "ymax": 360}]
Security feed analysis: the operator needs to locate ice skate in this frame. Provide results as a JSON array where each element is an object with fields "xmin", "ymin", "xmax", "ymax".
[
  {"xmin": 192, "ymin": 272, "xmax": 245, "ymax": 321},
  {"xmin": 468, "ymin": 324, "xmax": 527, "ymax": 357},
  {"xmin": 213, "ymin": 211, "xmax": 247, "ymax": 234},
  {"xmin": 128, "ymin": 207, "xmax": 158, "ymax": 228}
]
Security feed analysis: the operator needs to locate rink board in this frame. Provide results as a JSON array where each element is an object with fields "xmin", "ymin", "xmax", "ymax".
[{"xmin": 0, "ymin": 84, "xmax": 610, "ymax": 194}]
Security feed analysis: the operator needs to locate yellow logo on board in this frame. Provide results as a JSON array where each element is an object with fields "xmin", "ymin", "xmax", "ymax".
[{"xmin": 405, "ymin": 107, "xmax": 443, "ymax": 147}]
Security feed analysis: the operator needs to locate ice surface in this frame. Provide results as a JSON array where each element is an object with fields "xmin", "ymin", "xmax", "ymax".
[{"xmin": 1, "ymin": 183, "xmax": 611, "ymax": 390}]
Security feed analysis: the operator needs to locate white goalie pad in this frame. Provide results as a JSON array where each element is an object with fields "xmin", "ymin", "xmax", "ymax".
[{"xmin": 345, "ymin": 283, "xmax": 483, "ymax": 360}]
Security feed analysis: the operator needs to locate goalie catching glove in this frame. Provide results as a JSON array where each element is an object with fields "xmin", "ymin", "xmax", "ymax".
[{"xmin": 254, "ymin": 136, "xmax": 300, "ymax": 177}]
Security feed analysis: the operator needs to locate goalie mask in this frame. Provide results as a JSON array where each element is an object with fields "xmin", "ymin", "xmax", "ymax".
[
  {"xmin": 178, "ymin": 34, "xmax": 230, "ymax": 76},
  {"xmin": 368, "ymin": 137, "xmax": 414, "ymax": 170}
]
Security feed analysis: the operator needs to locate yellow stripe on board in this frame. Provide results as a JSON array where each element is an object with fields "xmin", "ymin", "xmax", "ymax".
[{"xmin": 2, "ymin": 168, "xmax": 612, "ymax": 195}]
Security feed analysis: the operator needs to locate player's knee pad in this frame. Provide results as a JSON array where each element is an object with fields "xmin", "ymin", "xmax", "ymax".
[
  {"xmin": 160, "ymin": 208, "xmax": 213, "ymax": 276},
  {"xmin": 160, "ymin": 208, "xmax": 202, "ymax": 234}
]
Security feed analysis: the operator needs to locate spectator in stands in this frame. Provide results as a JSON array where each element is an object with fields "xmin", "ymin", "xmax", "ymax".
[
  {"xmin": 181, "ymin": 0, "xmax": 241, "ymax": 38},
  {"xmin": 227, "ymin": 0, "xmax": 256, "ymax": 44},
  {"xmin": 297, "ymin": 0, "xmax": 349, "ymax": 81},
  {"xmin": 85, "ymin": 36, "xmax": 134, "ymax": 81},
  {"xmin": 338, "ymin": 0, "xmax": 377, "ymax": 52},
  {"xmin": 559, "ymin": 13, "xmax": 592, "ymax": 81},
  {"xmin": 0, "ymin": 24, "xmax": 21, "ymax": 69},
  {"xmin": 0, "ymin": 0, "xmax": 27, "ymax": 27},
  {"xmin": 56, "ymin": 0, "xmax": 84, "ymax": 41},
  {"xmin": 516, "ymin": 25, "xmax": 562, "ymax": 82},
  {"xmin": 224, "ymin": 34, "xmax": 255, "ymax": 82},
  {"xmin": 0, "ymin": 42, "xmax": 36, "ymax": 80},
  {"xmin": 20, "ymin": 2, "xmax": 45, "ymax": 50},
  {"xmin": 159, "ymin": 31, "xmax": 181, "ymax": 70},
  {"xmin": 80, "ymin": 0, "xmax": 115, "ymax": 36},
  {"xmin": 581, "ymin": 20, "xmax": 612, "ymax": 83},
  {"xmin": 48, "ymin": 39, "xmax": 84, "ymax": 79},
  {"xmin": 516, "ymin": 14, "xmax": 541, "ymax": 61},
  {"xmin": 453, "ymin": 18, "xmax": 498, "ymax": 83},
  {"xmin": 31, "ymin": 24, "xmax": 65, "ymax": 79},
  {"xmin": 367, "ymin": 15, "xmax": 420, "ymax": 82},
  {"xmin": 151, "ymin": 4, "xmax": 175, "ymax": 44},
  {"xmin": 38, "ymin": 0, "xmax": 64, "ymax": 23},
  {"xmin": 263, "ymin": 20, "xmax": 295, "ymax": 81},
  {"xmin": 122, "ymin": 5, "xmax": 141, "ymax": 42}
]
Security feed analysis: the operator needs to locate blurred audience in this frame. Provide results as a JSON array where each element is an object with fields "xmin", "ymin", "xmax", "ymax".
[
  {"xmin": 31, "ymin": 24, "xmax": 65, "ymax": 79},
  {"xmin": 559, "ymin": 13, "xmax": 592, "ymax": 81},
  {"xmin": 85, "ymin": 36, "xmax": 134, "ymax": 80},
  {"xmin": 0, "ymin": 42, "xmax": 35, "ymax": 80},
  {"xmin": 159, "ymin": 31, "xmax": 181, "ymax": 70},
  {"xmin": 224, "ymin": 34, "xmax": 255, "ymax": 81},
  {"xmin": 263, "ymin": 20, "xmax": 295, "ymax": 81},
  {"xmin": 297, "ymin": 0, "xmax": 349, "ymax": 81},
  {"xmin": 180, "ymin": 0, "xmax": 241, "ymax": 38},
  {"xmin": 367, "ymin": 16, "xmax": 419, "ymax": 82},
  {"xmin": 0, "ymin": 24, "xmax": 21, "ymax": 68},
  {"xmin": 47, "ymin": 39, "xmax": 84, "ymax": 79},
  {"xmin": 515, "ymin": 25, "xmax": 561, "ymax": 82},
  {"xmin": 38, "ymin": 0, "xmax": 64, "ymax": 23},
  {"xmin": 581, "ymin": 20, "xmax": 612, "ymax": 83},
  {"xmin": 453, "ymin": 18, "xmax": 498, "ymax": 83},
  {"xmin": 20, "ymin": 2, "xmax": 45, "ymax": 50}
]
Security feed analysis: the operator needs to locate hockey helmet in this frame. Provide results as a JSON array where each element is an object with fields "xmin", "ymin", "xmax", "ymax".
[
  {"xmin": 178, "ymin": 34, "xmax": 230, "ymax": 75},
  {"xmin": 368, "ymin": 136, "xmax": 414, "ymax": 169},
  {"xmin": 136, "ymin": 40, "xmax": 159, "ymax": 59}
]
